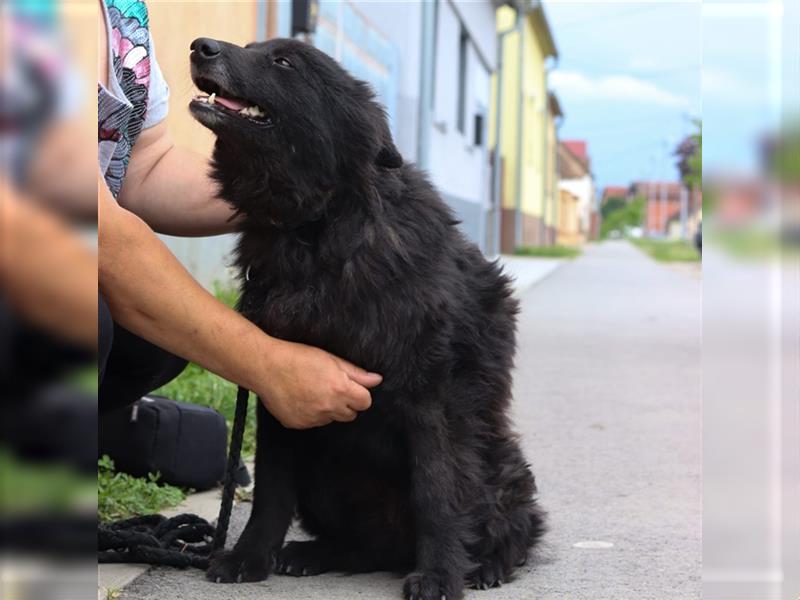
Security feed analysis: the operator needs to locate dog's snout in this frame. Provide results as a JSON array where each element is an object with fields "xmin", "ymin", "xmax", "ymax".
[{"xmin": 191, "ymin": 37, "xmax": 221, "ymax": 59}]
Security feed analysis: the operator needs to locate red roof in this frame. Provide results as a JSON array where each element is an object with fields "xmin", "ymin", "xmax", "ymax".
[
  {"xmin": 602, "ymin": 186, "xmax": 628, "ymax": 200},
  {"xmin": 562, "ymin": 140, "xmax": 588, "ymax": 162}
]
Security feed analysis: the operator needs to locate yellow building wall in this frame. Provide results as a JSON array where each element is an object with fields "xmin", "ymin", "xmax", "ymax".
[
  {"xmin": 545, "ymin": 109, "xmax": 558, "ymax": 229},
  {"xmin": 493, "ymin": 6, "xmax": 521, "ymax": 212},
  {"xmin": 148, "ymin": 1, "xmax": 262, "ymax": 155},
  {"xmin": 521, "ymin": 16, "xmax": 546, "ymax": 220},
  {"xmin": 491, "ymin": 7, "xmax": 550, "ymax": 222}
]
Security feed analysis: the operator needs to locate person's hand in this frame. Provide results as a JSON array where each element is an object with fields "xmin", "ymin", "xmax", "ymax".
[{"xmin": 257, "ymin": 339, "xmax": 382, "ymax": 429}]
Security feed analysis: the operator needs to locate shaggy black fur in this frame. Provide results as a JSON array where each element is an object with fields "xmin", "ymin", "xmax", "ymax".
[{"xmin": 189, "ymin": 37, "xmax": 545, "ymax": 600}]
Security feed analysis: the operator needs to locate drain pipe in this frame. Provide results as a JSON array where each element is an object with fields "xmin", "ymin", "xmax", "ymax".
[
  {"xmin": 492, "ymin": 11, "xmax": 523, "ymax": 256},
  {"xmin": 540, "ymin": 58, "xmax": 554, "ymax": 244},
  {"xmin": 417, "ymin": 1, "xmax": 436, "ymax": 171},
  {"xmin": 551, "ymin": 110, "xmax": 564, "ymax": 243},
  {"xmin": 513, "ymin": 13, "xmax": 525, "ymax": 250}
]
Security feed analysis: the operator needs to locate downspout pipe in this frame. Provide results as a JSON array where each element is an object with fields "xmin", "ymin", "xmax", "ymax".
[
  {"xmin": 540, "ymin": 57, "xmax": 554, "ymax": 245},
  {"xmin": 417, "ymin": 0, "xmax": 437, "ymax": 171},
  {"xmin": 553, "ymin": 112, "xmax": 564, "ymax": 243},
  {"xmin": 492, "ymin": 10, "xmax": 523, "ymax": 256},
  {"xmin": 513, "ymin": 13, "xmax": 525, "ymax": 250}
]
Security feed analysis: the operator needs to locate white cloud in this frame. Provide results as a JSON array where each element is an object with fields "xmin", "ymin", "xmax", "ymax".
[
  {"xmin": 702, "ymin": 68, "xmax": 763, "ymax": 105},
  {"xmin": 550, "ymin": 70, "xmax": 691, "ymax": 108}
]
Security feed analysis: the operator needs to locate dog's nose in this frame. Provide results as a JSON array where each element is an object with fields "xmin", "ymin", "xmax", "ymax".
[{"xmin": 190, "ymin": 37, "xmax": 221, "ymax": 59}]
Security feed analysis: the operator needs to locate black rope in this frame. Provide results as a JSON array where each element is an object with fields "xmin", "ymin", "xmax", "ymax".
[
  {"xmin": 98, "ymin": 387, "xmax": 250, "ymax": 570},
  {"xmin": 213, "ymin": 385, "xmax": 249, "ymax": 551}
]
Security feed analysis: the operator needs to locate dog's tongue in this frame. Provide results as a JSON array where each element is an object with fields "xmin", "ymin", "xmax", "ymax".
[{"xmin": 216, "ymin": 96, "xmax": 248, "ymax": 111}]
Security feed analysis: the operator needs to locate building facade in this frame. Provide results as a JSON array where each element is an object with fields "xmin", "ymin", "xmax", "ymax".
[
  {"xmin": 492, "ymin": 2, "xmax": 559, "ymax": 253},
  {"xmin": 558, "ymin": 140, "xmax": 595, "ymax": 240},
  {"xmin": 351, "ymin": 0, "xmax": 498, "ymax": 253},
  {"xmin": 629, "ymin": 181, "xmax": 701, "ymax": 239}
]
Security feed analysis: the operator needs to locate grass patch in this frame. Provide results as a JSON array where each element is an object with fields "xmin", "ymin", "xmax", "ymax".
[
  {"xmin": 630, "ymin": 238, "xmax": 701, "ymax": 262},
  {"xmin": 0, "ymin": 449, "xmax": 95, "ymax": 514},
  {"xmin": 98, "ymin": 455, "xmax": 187, "ymax": 522},
  {"xmin": 98, "ymin": 282, "xmax": 252, "ymax": 521},
  {"xmin": 514, "ymin": 245, "xmax": 581, "ymax": 259}
]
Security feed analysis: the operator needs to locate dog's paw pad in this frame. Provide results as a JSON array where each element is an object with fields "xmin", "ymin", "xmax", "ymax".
[
  {"xmin": 274, "ymin": 541, "xmax": 326, "ymax": 577},
  {"xmin": 206, "ymin": 549, "xmax": 271, "ymax": 583},
  {"xmin": 403, "ymin": 571, "xmax": 462, "ymax": 600}
]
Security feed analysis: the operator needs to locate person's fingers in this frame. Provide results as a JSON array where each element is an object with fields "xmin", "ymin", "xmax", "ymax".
[
  {"xmin": 346, "ymin": 380, "xmax": 373, "ymax": 412},
  {"xmin": 332, "ymin": 407, "xmax": 358, "ymax": 423},
  {"xmin": 335, "ymin": 357, "xmax": 383, "ymax": 388}
]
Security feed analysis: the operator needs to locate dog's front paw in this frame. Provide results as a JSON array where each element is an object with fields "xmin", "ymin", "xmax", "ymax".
[
  {"xmin": 275, "ymin": 541, "xmax": 328, "ymax": 576},
  {"xmin": 206, "ymin": 549, "xmax": 273, "ymax": 583},
  {"xmin": 467, "ymin": 557, "xmax": 506, "ymax": 590},
  {"xmin": 403, "ymin": 571, "xmax": 463, "ymax": 600}
]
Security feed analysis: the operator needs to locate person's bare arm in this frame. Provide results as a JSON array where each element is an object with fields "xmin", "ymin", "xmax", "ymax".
[
  {"xmin": 0, "ymin": 182, "xmax": 97, "ymax": 349},
  {"xmin": 116, "ymin": 122, "xmax": 237, "ymax": 236},
  {"xmin": 99, "ymin": 177, "xmax": 381, "ymax": 428}
]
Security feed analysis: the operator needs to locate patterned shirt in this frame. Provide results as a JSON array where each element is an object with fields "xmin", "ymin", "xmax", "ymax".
[{"xmin": 98, "ymin": 0, "xmax": 169, "ymax": 196}]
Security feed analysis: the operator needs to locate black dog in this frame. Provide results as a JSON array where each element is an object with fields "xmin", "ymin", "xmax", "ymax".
[{"xmin": 189, "ymin": 37, "xmax": 544, "ymax": 600}]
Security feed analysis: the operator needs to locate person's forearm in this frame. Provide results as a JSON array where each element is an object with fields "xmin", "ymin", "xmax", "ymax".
[
  {"xmin": 98, "ymin": 183, "xmax": 274, "ymax": 392},
  {"xmin": 117, "ymin": 123, "xmax": 239, "ymax": 236},
  {"xmin": 0, "ymin": 183, "xmax": 97, "ymax": 349}
]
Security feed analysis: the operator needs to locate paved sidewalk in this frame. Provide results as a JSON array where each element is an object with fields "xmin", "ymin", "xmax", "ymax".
[
  {"xmin": 117, "ymin": 241, "xmax": 701, "ymax": 599},
  {"xmin": 498, "ymin": 254, "xmax": 564, "ymax": 296}
]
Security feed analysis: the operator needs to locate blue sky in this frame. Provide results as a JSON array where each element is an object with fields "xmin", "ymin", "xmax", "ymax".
[{"xmin": 544, "ymin": 1, "xmax": 702, "ymax": 192}]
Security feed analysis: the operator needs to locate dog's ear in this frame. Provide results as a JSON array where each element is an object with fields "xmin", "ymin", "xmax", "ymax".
[{"xmin": 376, "ymin": 141, "xmax": 403, "ymax": 169}]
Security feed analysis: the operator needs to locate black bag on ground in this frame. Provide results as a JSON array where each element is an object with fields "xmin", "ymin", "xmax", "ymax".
[{"xmin": 99, "ymin": 395, "xmax": 227, "ymax": 490}]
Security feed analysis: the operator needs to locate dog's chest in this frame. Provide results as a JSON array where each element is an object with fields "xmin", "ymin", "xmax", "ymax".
[{"xmin": 240, "ymin": 269, "xmax": 334, "ymax": 343}]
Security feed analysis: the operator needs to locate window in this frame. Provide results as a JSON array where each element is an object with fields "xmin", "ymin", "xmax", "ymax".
[{"xmin": 456, "ymin": 26, "xmax": 468, "ymax": 134}]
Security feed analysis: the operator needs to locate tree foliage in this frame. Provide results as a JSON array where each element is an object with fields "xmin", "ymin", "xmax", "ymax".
[
  {"xmin": 601, "ymin": 197, "xmax": 626, "ymax": 220},
  {"xmin": 600, "ymin": 197, "xmax": 646, "ymax": 239}
]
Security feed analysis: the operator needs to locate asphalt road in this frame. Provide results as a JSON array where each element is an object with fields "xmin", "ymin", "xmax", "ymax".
[{"xmin": 122, "ymin": 241, "xmax": 701, "ymax": 600}]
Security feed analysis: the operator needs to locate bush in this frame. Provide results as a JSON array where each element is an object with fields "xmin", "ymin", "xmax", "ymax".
[
  {"xmin": 514, "ymin": 245, "xmax": 581, "ymax": 258},
  {"xmin": 98, "ymin": 455, "xmax": 187, "ymax": 522},
  {"xmin": 600, "ymin": 197, "xmax": 645, "ymax": 239}
]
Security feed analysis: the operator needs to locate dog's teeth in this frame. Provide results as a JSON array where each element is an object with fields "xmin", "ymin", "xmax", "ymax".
[
  {"xmin": 208, "ymin": 93, "xmax": 216, "ymax": 104},
  {"xmin": 215, "ymin": 576, "xmax": 221, "ymax": 583},
  {"xmin": 236, "ymin": 573, "xmax": 242, "ymax": 583}
]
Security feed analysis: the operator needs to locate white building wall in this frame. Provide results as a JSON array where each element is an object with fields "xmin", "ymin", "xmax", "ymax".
[
  {"xmin": 560, "ymin": 175, "xmax": 594, "ymax": 233},
  {"xmin": 350, "ymin": 1, "xmax": 422, "ymax": 160},
  {"xmin": 356, "ymin": 0, "xmax": 497, "ymax": 252}
]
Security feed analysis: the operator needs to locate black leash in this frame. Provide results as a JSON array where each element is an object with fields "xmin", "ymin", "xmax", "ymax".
[{"xmin": 98, "ymin": 386, "xmax": 250, "ymax": 570}]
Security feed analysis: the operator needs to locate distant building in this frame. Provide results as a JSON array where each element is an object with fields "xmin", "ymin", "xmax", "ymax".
[
  {"xmin": 601, "ymin": 186, "xmax": 629, "ymax": 204},
  {"xmin": 629, "ymin": 181, "xmax": 701, "ymax": 238},
  {"xmin": 557, "ymin": 188, "xmax": 582, "ymax": 246},
  {"xmin": 558, "ymin": 140, "xmax": 596, "ymax": 240},
  {"xmin": 492, "ymin": 1, "xmax": 559, "ymax": 252}
]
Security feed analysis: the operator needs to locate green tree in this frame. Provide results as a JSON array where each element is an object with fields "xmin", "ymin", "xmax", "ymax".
[
  {"xmin": 675, "ymin": 119, "xmax": 701, "ymax": 190},
  {"xmin": 601, "ymin": 197, "xmax": 626, "ymax": 220},
  {"xmin": 600, "ymin": 197, "xmax": 646, "ymax": 239}
]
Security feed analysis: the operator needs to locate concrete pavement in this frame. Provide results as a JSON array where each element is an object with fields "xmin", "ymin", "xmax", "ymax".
[{"xmin": 120, "ymin": 241, "xmax": 701, "ymax": 599}]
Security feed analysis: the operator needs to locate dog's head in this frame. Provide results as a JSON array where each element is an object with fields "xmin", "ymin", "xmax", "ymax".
[{"xmin": 189, "ymin": 37, "xmax": 402, "ymax": 226}]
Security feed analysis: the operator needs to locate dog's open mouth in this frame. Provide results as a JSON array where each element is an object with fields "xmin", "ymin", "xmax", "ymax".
[{"xmin": 191, "ymin": 77, "xmax": 273, "ymax": 126}]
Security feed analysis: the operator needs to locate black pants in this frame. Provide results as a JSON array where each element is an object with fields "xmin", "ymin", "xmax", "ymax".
[{"xmin": 98, "ymin": 295, "xmax": 187, "ymax": 413}]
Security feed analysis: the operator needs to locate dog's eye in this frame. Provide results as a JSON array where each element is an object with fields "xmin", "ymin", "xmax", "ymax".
[{"xmin": 274, "ymin": 57, "xmax": 293, "ymax": 69}]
